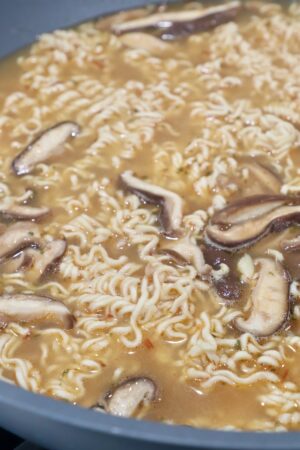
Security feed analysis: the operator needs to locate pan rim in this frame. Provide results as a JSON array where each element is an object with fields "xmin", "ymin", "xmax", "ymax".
[{"xmin": 0, "ymin": 378, "xmax": 299, "ymax": 449}]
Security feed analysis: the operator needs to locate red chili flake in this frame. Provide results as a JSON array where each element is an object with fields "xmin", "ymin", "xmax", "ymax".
[
  {"xmin": 282, "ymin": 369, "xmax": 289, "ymax": 381},
  {"xmin": 92, "ymin": 60, "xmax": 104, "ymax": 68},
  {"xmin": 144, "ymin": 338, "xmax": 154, "ymax": 350}
]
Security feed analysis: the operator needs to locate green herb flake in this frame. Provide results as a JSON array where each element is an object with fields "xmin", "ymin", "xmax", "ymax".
[{"xmin": 234, "ymin": 339, "xmax": 241, "ymax": 350}]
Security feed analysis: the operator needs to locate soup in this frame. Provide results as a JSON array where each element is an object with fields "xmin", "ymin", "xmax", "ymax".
[{"xmin": 0, "ymin": 0, "xmax": 300, "ymax": 431}]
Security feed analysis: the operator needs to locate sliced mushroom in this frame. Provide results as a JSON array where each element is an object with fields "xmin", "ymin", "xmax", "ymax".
[
  {"xmin": 282, "ymin": 236, "xmax": 300, "ymax": 252},
  {"xmin": 281, "ymin": 236, "xmax": 300, "ymax": 280},
  {"xmin": 96, "ymin": 6, "xmax": 155, "ymax": 31},
  {"xmin": 27, "ymin": 239, "xmax": 67, "ymax": 282},
  {"xmin": 0, "ymin": 222, "xmax": 40, "ymax": 262},
  {"xmin": 235, "ymin": 257, "xmax": 290, "ymax": 337},
  {"xmin": 104, "ymin": 377, "xmax": 156, "ymax": 417},
  {"xmin": 206, "ymin": 195, "xmax": 300, "ymax": 250},
  {"xmin": 220, "ymin": 159, "xmax": 281, "ymax": 197},
  {"xmin": 112, "ymin": 2, "xmax": 241, "ymax": 40},
  {"xmin": 0, "ymin": 204, "xmax": 50, "ymax": 221},
  {"xmin": 241, "ymin": 160, "xmax": 281, "ymax": 195},
  {"xmin": 202, "ymin": 243, "xmax": 232, "ymax": 268},
  {"xmin": 212, "ymin": 195, "xmax": 286, "ymax": 225},
  {"xmin": 119, "ymin": 171, "xmax": 183, "ymax": 235},
  {"xmin": 202, "ymin": 244, "xmax": 242, "ymax": 300},
  {"xmin": 282, "ymin": 252, "xmax": 300, "ymax": 281},
  {"xmin": 214, "ymin": 274, "xmax": 242, "ymax": 301},
  {"xmin": 12, "ymin": 121, "xmax": 80, "ymax": 176},
  {"xmin": 120, "ymin": 32, "xmax": 170, "ymax": 54},
  {"xmin": 1, "ymin": 248, "xmax": 42, "ymax": 274},
  {"xmin": 0, "ymin": 252, "xmax": 27, "ymax": 274},
  {"xmin": 160, "ymin": 234, "xmax": 205, "ymax": 273},
  {"xmin": 0, "ymin": 294, "xmax": 74, "ymax": 329}
]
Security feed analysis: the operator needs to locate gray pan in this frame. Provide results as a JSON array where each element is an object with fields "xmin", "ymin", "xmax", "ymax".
[{"xmin": 0, "ymin": 1, "xmax": 299, "ymax": 449}]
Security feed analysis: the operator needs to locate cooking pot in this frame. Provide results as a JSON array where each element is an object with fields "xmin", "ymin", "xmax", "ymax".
[{"xmin": 0, "ymin": 1, "xmax": 299, "ymax": 449}]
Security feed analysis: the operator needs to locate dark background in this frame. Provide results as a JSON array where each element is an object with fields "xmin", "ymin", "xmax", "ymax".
[{"xmin": 0, "ymin": 427, "xmax": 22, "ymax": 448}]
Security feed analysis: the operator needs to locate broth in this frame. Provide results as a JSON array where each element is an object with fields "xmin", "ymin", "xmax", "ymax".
[{"xmin": 0, "ymin": 0, "xmax": 300, "ymax": 431}]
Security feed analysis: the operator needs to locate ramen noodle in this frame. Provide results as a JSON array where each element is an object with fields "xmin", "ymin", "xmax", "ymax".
[{"xmin": 0, "ymin": 0, "xmax": 300, "ymax": 431}]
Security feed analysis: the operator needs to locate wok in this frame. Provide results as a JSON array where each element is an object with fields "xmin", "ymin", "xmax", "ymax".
[{"xmin": 0, "ymin": 1, "xmax": 299, "ymax": 449}]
